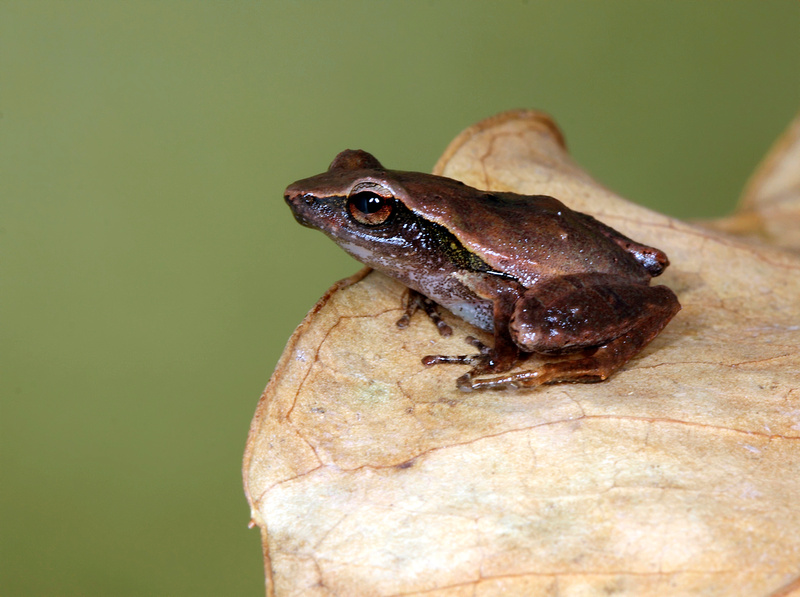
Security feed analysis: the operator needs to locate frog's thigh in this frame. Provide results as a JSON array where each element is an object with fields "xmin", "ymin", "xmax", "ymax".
[{"xmin": 509, "ymin": 275, "xmax": 677, "ymax": 353}]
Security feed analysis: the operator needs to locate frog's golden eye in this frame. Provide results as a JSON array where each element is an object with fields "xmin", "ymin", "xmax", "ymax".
[{"xmin": 347, "ymin": 191, "xmax": 394, "ymax": 226}]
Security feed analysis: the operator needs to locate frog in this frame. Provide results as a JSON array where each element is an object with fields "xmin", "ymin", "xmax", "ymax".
[{"xmin": 284, "ymin": 149, "xmax": 681, "ymax": 391}]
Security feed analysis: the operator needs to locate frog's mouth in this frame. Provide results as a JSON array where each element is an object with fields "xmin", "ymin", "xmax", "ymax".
[
  {"xmin": 284, "ymin": 189, "xmax": 317, "ymax": 228},
  {"xmin": 287, "ymin": 205, "xmax": 311, "ymax": 228}
]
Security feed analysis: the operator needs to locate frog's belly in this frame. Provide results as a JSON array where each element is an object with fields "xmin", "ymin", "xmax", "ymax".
[
  {"xmin": 442, "ymin": 299, "xmax": 494, "ymax": 332},
  {"xmin": 412, "ymin": 272, "xmax": 494, "ymax": 333}
]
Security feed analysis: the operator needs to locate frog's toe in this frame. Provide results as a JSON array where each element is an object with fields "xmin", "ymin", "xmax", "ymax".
[
  {"xmin": 464, "ymin": 336, "xmax": 491, "ymax": 354},
  {"xmin": 421, "ymin": 353, "xmax": 482, "ymax": 367},
  {"xmin": 456, "ymin": 373, "xmax": 474, "ymax": 392},
  {"xmin": 464, "ymin": 371, "xmax": 538, "ymax": 391}
]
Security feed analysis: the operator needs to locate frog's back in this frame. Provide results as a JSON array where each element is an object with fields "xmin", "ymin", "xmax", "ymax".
[{"xmin": 396, "ymin": 172, "xmax": 654, "ymax": 287}]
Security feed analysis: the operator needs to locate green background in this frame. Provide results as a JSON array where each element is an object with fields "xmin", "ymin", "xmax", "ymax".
[{"xmin": 1, "ymin": 2, "xmax": 798, "ymax": 595}]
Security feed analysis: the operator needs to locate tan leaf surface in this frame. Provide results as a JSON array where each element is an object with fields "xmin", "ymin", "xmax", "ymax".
[{"xmin": 244, "ymin": 110, "xmax": 800, "ymax": 597}]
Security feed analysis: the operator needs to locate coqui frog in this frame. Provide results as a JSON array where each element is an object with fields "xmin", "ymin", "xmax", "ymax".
[{"xmin": 284, "ymin": 149, "xmax": 681, "ymax": 391}]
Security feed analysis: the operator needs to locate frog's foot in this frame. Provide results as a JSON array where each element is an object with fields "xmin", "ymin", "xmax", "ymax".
[
  {"xmin": 423, "ymin": 336, "xmax": 520, "ymax": 391},
  {"xmin": 396, "ymin": 289, "xmax": 452, "ymax": 337},
  {"xmin": 461, "ymin": 355, "xmax": 602, "ymax": 391},
  {"xmin": 454, "ymin": 345, "xmax": 529, "ymax": 391}
]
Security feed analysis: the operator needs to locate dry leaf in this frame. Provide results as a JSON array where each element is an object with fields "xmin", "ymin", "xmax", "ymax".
[{"xmin": 243, "ymin": 110, "xmax": 800, "ymax": 596}]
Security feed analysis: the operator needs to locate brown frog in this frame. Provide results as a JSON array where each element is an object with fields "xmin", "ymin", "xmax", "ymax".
[{"xmin": 284, "ymin": 149, "xmax": 681, "ymax": 391}]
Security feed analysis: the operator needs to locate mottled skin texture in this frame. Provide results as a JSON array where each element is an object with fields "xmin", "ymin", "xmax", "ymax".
[{"xmin": 284, "ymin": 149, "xmax": 681, "ymax": 390}]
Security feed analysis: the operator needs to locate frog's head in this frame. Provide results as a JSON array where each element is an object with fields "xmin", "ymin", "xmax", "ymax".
[
  {"xmin": 283, "ymin": 149, "xmax": 457, "ymax": 276},
  {"xmin": 285, "ymin": 149, "xmax": 395, "ymax": 225},
  {"xmin": 283, "ymin": 149, "xmax": 411, "ymax": 238}
]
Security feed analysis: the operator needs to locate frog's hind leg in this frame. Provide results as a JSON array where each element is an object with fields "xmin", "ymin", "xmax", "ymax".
[{"xmin": 467, "ymin": 278, "xmax": 680, "ymax": 391}]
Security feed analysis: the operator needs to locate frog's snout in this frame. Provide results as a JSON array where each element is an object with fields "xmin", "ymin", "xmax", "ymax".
[
  {"xmin": 283, "ymin": 185, "xmax": 300, "ymax": 207},
  {"xmin": 284, "ymin": 185, "xmax": 316, "ymax": 205},
  {"xmin": 284, "ymin": 186, "xmax": 316, "ymax": 228}
]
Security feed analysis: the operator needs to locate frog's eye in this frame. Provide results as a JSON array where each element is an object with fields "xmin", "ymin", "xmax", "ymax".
[{"xmin": 347, "ymin": 191, "xmax": 394, "ymax": 226}]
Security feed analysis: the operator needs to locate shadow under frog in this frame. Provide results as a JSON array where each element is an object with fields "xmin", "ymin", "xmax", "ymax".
[{"xmin": 284, "ymin": 149, "xmax": 680, "ymax": 391}]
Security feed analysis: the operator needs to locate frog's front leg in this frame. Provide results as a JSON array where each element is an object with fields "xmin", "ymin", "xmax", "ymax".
[
  {"xmin": 422, "ymin": 280, "xmax": 523, "ymax": 389},
  {"xmin": 464, "ymin": 273, "xmax": 680, "ymax": 391},
  {"xmin": 396, "ymin": 288, "xmax": 452, "ymax": 337}
]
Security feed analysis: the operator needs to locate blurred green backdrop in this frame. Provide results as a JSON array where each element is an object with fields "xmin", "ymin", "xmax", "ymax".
[{"xmin": 1, "ymin": 2, "xmax": 798, "ymax": 595}]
